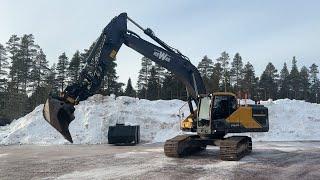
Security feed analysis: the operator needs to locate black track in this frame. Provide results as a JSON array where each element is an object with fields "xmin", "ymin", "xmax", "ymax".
[{"xmin": 164, "ymin": 135, "xmax": 252, "ymax": 161}]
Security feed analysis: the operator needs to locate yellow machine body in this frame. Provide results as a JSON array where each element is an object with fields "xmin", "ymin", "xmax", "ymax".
[{"xmin": 180, "ymin": 92, "xmax": 269, "ymax": 134}]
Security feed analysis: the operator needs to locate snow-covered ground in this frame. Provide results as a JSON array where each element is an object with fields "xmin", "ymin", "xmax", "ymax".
[{"xmin": 1, "ymin": 94, "xmax": 320, "ymax": 145}]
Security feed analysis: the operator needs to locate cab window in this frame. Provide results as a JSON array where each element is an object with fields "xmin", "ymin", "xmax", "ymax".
[{"xmin": 198, "ymin": 97, "xmax": 211, "ymax": 120}]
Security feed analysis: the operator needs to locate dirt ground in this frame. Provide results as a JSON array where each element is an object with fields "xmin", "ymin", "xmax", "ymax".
[{"xmin": 1, "ymin": 141, "xmax": 320, "ymax": 180}]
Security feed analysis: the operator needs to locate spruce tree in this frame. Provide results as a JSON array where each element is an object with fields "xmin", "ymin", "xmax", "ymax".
[
  {"xmin": 124, "ymin": 78, "xmax": 136, "ymax": 97},
  {"xmin": 100, "ymin": 57, "xmax": 123, "ymax": 96},
  {"xmin": 299, "ymin": 66, "xmax": 310, "ymax": 100},
  {"xmin": 137, "ymin": 57, "xmax": 152, "ymax": 98},
  {"xmin": 309, "ymin": 63, "xmax": 320, "ymax": 103},
  {"xmin": 138, "ymin": 87, "xmax": 147, "ymax": 99},
  {"xmin": 289, "ymin": 56, "xmax": 300, "ymax": 99},
  {"xmin": 216, "ymin": 51, "xmax": 230, "ymax": 92},
  {"xmin": 161, "ymin": 72, "xmax": 187, "ymax": 100},
  {"xmin": 197, "ymin": 55, "xmax": 213, "ymax": 78},
  {"xmin": 146, "ymin": 66, "xmax": 158, "ymax": 100},
  {"xmin": 0, "ymin": 43, "xmax": 9, "ymax": 92},
  {"xmin": 279, "ymin": 63, "xmax": 290, "ymax": 99},
  {"xmin": 259, "ymin": 62, "xmax": 278, "ymax": 100},
  {"xmin": 154, "ymin": 64, "xmax": 165, "ymax": 98},
  {"xmin": 197, "ymin": 55, "xmax": 213, "ymax": 92},
  {"xmin": 30, "ymin": 48, "xmax": 49, "ymax": 88},
  {"xmin": 208, "ymin": 62, "xmax": 223, "ymax": 93},
  {"xmin": 45, "ymin": 63, "xmax": 59, "ymax": 95},
  {"xmin": 230, "ymin": 53, "xmax": 243, "ymax": 93},
  {"xmin": 68, "ymin": 50, "xmax": 81, "ymax": 82},
  {"xmin": 242, "ymin": 62, "xmax": 257, "ymax": 100},
  {"xmin": 80, "ymin": 42, "xmax": 95, "ymax": 68},
  {"xmin": 56, "ymin": 52, "xmax": 69, "ymax": 91},
  {"xmin": 161, "ymin": 72, "xmax": 175, "ymax": 100}
]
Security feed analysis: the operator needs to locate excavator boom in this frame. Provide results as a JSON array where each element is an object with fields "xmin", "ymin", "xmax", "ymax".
[{"xmin": 43, "ymin": 13, "xmax": 205, "ymax": 143}]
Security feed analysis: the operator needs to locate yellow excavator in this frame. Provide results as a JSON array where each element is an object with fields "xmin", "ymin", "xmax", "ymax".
[{"xmin": 43, "ymin": 13, "xmax": 268, "ymax": 161}]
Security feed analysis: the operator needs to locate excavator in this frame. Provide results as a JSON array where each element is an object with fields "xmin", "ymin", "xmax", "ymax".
[{"xmin": 43, "ymin": 13, "xmax": 269, "ymax": 161}]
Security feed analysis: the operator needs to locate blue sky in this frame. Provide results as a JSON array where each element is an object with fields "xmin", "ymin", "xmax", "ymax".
[{"xmin": 1, "ymin": 0, "xmax": 320, "ymax": 86}]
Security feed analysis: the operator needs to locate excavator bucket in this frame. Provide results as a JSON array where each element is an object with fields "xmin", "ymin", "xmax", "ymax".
[{"xmin": 43, "ymin": 97, "xmax": 75, "ymax": 143}]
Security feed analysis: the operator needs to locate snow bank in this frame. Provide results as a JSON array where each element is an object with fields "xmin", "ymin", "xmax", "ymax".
[
  {"xmin": 0, "ymin": 95, "xmax": 185, "ymax": 145},
  {"xmin": 246, "ymin": 99, "xmax": 320, "ymax": 141},
  {"xmin": 1, "ymin": 95, "xmax": 320, "ymax": 145}
]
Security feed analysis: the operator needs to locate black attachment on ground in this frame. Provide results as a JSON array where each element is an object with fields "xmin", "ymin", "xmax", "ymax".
[{"xmin": 108, "ymin": 124, "xmax": 140, "ymax": 145}]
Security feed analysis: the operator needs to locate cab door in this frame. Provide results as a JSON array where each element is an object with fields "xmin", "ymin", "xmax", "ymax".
[{"xmin": 197, "ymin": 96, "xmax": 212, "ymax": 134}]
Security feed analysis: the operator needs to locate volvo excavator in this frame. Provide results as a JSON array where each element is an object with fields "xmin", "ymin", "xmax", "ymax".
[{"xmin": 43, "ymin": 13, "xmax": 269, "ymax": 161}]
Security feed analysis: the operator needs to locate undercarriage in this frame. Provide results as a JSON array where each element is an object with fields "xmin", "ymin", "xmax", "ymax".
[{"xmin": 164, "ymin": 134, "xmax": 252, "ymax": 161}]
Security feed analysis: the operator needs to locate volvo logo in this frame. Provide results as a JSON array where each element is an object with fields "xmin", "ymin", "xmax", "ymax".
[{"xmin": 153, "ymin": 49, "xmax": 171, "ymax": 62}]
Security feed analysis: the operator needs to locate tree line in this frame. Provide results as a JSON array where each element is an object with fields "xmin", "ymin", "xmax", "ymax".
[
  {"xmin": 0, "ymin": 34, "xmax": 319, "ymax": 124},
  {"xmin": 0, "ymin": 34, "xmax": 123, "ymax": 124},
  {"xmin": 134, "ymin": 52, "xmax": 320, "ymax": 104}
]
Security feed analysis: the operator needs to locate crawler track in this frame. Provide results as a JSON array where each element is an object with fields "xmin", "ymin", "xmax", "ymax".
[
  {"xmin": 165, "ymin": 135, "xmax": 252, "ymax": 161},
  {"xmin": 164, "ymin": 135, "xmax": 206, "ymax": 157},
  {"xmin": 220, "ymin": 136, "xmax": 252, "ymax": 161}
]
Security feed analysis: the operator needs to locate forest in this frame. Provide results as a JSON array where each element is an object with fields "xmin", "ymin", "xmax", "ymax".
[{"xmin": 0, "ymin": 34, "xmax": 319, "ymax": 124}]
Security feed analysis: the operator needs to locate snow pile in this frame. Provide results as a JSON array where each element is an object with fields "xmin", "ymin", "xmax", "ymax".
[
  {"xmin": 1, "ymin": 95, "xmax": 320, "ymax": 145},
  {"xmin": 0, "ymin": 95, "xmax": 186, "ymax": 145},
  {"xmin": 247, "ymin": 99, "xmax": 320, "ymax": 141}
]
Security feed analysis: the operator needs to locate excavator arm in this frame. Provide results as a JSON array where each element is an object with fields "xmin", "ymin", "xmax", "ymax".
[{"xmin": 43, "ymin": 13, "xmax": 206, "ymax": 143}]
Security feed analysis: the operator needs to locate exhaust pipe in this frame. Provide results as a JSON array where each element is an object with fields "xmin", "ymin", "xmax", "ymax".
[{"xmin": 43, "ymin": 97, "xmax": 75, "ymax": 143}]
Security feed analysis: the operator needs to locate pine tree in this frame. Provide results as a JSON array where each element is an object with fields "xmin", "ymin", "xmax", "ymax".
[
  {"xmin": 299, "ymin": 66, "xmax": 310, "ymax": 100},
  {"xmin": 230, "ymin": 53, "xmax": 243, "ymax": 93},
  {"xmin": 124, "ymin": 78, "xmax": 136, "ymax": 97},
  {"xmin": 6, "ymin": 35, "xmax": 21, "ymax": 91},
  {"xmin": 259, "ymin": 62, "xmax": 278, "ymax": 100},
  {"xmin": 288, "ymin": 56, "xmax": 300, "ymax": 99},
  {"xmin": 19, "ymin": 34, "xmax": 39, "ymax": 93},
  {"xmin": 68, "ymin": 50, "xmax": 81, "ymax": 82},
  {"xmin": 216, "ymin": 51, "xmax": 230, "ymax": 92},
  {"xmin": 30, "ymin": 48, "xmax": 49, "ymax": 88},
  {"xmin": 56, "ymin": 52, "xmax": 69, "ymax": 91},
  {"xmin": 242, "ymin": 62, "xmax": 257, "ymax": 100},
  {"xmin": 279, "ymin": 63, "xmax": 290, "ymax": 99},
  {"xmin": 309, "ymin": 63, "xmax": 320, "ymax": 103},
  {"xmin": 0, "ymin": 43, "xmax": 9, "ymax": 92}
]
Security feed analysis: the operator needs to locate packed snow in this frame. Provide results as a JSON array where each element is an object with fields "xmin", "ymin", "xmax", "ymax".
[{"xmin": 1, "ymin": 94, "xmax": 320, "ymax": 145}]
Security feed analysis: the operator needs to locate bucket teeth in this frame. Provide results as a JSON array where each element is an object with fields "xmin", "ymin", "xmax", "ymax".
[{"xmin": 43, "ymin": 97, "xmax": 75, "ymax": 143}]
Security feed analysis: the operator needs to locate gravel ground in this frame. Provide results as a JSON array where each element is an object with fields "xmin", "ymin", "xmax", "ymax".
[{"xmin": 1, "ymin": 142, "xmax": 320, "ymax": 180}]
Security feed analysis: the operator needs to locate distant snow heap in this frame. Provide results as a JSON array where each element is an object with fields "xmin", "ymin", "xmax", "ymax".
[{"xmin": 0, "ymin": 95, "xmax": 320, "ymax": 145}]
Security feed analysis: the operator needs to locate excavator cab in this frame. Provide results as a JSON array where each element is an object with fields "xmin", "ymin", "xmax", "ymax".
[
  {"xmin": 196, "ymin": 93, "xmax": 237, "ymax": 135},
  {"xmin": 211, "ymin": 93, "xmax": 237, "ymax": 120}
]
